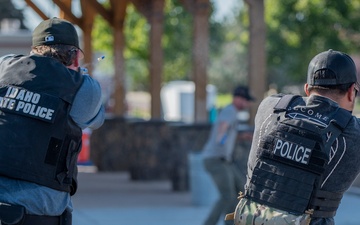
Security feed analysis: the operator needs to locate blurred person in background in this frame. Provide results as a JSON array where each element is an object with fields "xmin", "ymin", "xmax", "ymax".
[{"xmin": 202, "ymin": 85, "xmax": 254, "ymax": 225}]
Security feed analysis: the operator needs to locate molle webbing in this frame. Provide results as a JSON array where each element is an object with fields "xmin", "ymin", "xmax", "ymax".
[
  {"xmin": 246, "ymin": 94, "xmax": 352, "ymax": 216},
  {"xmin": 309, "ymin": 190, "xmax": 343, "ymax": 218},
  {"xmin": 258, "ymin": 122, "xmax": 326, "ymax": 174},
  {"xmin": 246, "ymin": 160, "xmax": 317, "ymax": 214}
]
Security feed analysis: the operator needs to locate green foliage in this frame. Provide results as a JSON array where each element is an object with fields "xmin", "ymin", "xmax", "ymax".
[
  {"xmin": 162, "ymin": 0, "xmax": 192, "ymax": 83},
  {"xmin": 91, "ymin": 0, "xmax": 228, "ymax": 92},
  {"xmin": 216, "ymin": 93, "xmax": 232, "ymax": 108},
  {"xmin": 208, "ymin": 2, "xmax": 248, "ymax": 94},
  {"xmin": 124, "ymin": 4, "xmax": 150, "ymax": 91},
  {"xmin": 92, "ymin": 14, "xmax": 114, "ymax": 76},
  {"xmin": 265, "ymin": 0, "xmax": 360, "ymax": 89},
  {"xmin": 91, "ymin": 0, "xmax": 360, "ymax": 95}
]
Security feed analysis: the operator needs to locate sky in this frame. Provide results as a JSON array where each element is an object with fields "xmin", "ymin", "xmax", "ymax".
[{"xmin": 14, "ymin": 0, "xmax": 239, "ymax": 31}]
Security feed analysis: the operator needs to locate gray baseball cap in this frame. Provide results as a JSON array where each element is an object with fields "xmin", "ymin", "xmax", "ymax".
[{"xmin": 307, "ymin": 49, "xmax": 357, "ymax": 86}]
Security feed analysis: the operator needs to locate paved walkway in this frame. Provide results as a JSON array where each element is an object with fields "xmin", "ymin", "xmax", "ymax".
[
  {"xmin": 72, "ymin": 171, "xmax": 212, "ymax": 225},
  {"xmin": 72, "ymin": 170, "xmax": 360, "ymax": 225}
]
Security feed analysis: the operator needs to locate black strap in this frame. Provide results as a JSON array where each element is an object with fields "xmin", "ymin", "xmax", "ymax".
[
  {"xmin": 22, "ymin": 209, "xmax": 71, "ymax": 225},
  {"xmin": 332, "ymin": 108, "xmax": 352, "ymax": 129},
  {"xmin": 22, "ymin": 214, "xmax": 60, "ymax": 225},
  {"xmin": 274, "ymin": 94, "xmax": 301, "ymax": 112}
]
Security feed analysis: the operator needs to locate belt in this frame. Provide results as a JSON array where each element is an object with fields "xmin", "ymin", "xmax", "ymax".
[
  {"xmin": 0, "ymin": 203, "xmax": 71, "ymax": 225},
  {"xmin": 22, "ymin": 214, "xmax": 61, "ymax": 225}
]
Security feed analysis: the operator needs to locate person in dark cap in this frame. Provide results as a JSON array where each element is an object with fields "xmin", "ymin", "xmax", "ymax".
[
  {"xmin": 225, "ymin": 49, "xmax": 360, "ymax": 225},
  {"xmin": 202, "ymin": 85, "xmax": 254, "ymax": 225},
  {"xmin": 0, "ymin": 18, "xmax": 104, "ymax": 224}
]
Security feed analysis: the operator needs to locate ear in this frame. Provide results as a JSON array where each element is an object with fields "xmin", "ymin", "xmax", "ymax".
[
  {"xmin": 348, "ymin": 83, "xmax": 356, "ymax": 102},
  {"xmin": 73, "ymin": 52, "xmax": 80, "ymax": 67},
  {"xmin": 304, "ymin": 83, "xmax": 310, "ymax": 96}
]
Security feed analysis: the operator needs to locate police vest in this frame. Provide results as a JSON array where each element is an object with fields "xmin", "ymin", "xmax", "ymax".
[
  {"xmin": 245, "ymin": 94, "xmax": 351, "ymax": 217},
  {"xmin": 0, "ymin": 55, "xmax": 83, "ymax": 195}
]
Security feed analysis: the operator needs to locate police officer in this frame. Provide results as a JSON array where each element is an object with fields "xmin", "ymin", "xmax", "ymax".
[
  {"xmin": 0, "ymin": 18, "xmax": 105, "ymax": 224},
  {"xmin": 226, "ymin": 49, "xmax": 360, "ymax": 225}
]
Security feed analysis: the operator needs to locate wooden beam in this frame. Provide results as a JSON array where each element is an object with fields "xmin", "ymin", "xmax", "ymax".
[
  {"xmin": 53, "ymin": 0, "xmax": 83, "ymax": 28},
  {"xmin": 57, "ymin": 0, "xmax": 71, "ymax": 20},
  {"xmin": 87, "ymin": 0, "xmax": 114, "ymax": 26},
  {"xmin": 24, "ymin": 0, "xmax": 48, "ymax": 20},
  {"xmin": 131, "ymin": 0, "xmax": 152, "ymax": 20}
]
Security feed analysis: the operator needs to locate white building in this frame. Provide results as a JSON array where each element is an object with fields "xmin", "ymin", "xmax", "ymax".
[{"xmin": 161, "ymin": 80, "xmax": 217, "ymax": 123}]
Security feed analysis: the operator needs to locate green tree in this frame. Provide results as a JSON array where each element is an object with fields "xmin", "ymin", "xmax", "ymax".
[
  {"xmin": 265, "ymin": 0, "xmax": 360, "ymax": 90},
  {"xmin": 124, "ymin": 4, "xmax": 149, "ymax": 91},
  {"xmin": 92, "ymin": 0, "xmax": 226, "ymax": 92},
  {"xmin": 207, "ymin": 1, "xmax": 248, "ymax": 94}
]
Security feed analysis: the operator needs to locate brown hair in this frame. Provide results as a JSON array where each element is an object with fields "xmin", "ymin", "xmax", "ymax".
[{"xmin": 31, "ymin": 44, "xmax": 78, "ymax": 66}]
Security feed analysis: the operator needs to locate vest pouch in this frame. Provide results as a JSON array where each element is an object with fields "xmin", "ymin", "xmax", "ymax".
[
  {"xmin": 0, "ymin": 203, "xmax": 25, "ymax": 225},
  {"xmin": 234, "ymin": 198, "xmax": 312, "ymax": 225}
]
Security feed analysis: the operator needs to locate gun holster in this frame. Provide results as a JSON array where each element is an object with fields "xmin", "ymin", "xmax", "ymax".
[
  {"xmin": 60, "ymin": 209, "xmax": 72, "ymax": 225},
  {"xmin": 0, "ymin": 203, "xmax": 71, "ymax": 225},
  {"xmin": 0, "ymin": 203, "xmax": 25, "ymax": 225}
]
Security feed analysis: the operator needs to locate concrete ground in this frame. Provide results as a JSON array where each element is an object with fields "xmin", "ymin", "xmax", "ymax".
[{"xmin": 72, "ymin": 169, "xmax": 360, "ymax": 225}]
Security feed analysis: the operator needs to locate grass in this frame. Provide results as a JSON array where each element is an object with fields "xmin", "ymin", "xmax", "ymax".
[{"xmin": 216, "ymin": 94, "xmax": 232, "ymax": 108}]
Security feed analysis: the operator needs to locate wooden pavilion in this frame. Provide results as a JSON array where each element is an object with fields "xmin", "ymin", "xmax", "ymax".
[{"xmin": 24, "ymin": 0, "xmax": 266, "ymax": 124}]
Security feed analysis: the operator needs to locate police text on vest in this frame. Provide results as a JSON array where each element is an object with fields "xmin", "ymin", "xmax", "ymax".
[
  {"xmin": 273, "ymin": 139, "xmax": 312, "ymax": 164},
  {"xmin": 0, "ymin": 86, "xmax": 55, "ymax": 121}
]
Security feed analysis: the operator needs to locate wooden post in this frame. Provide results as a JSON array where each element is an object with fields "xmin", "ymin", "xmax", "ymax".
[
  {"xmin": 80, "ymin": 0, "xmax": 95, "ymax": 75},
  {"xmin": 193, "ymin": 0, "xmax": 209, "ymax": 123},
  {"xmin": 110, "ymin": 0, "xmax": 128, "ymax": 116},
  {"xmin": 246, "ymin": 0, "xmax": 266, "ymax": 125},
  {"xmin": 149, "ymin": 0, "xmax": 165, "ymax": 119}
]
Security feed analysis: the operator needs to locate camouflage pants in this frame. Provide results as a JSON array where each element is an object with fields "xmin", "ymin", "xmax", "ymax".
[{"xmin": 231, "ymin": 198, "xmax": 311, "ymax": 225}]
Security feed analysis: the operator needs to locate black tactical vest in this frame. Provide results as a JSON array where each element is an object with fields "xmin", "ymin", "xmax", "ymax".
[
  {"xmin": 0, "ymin": 55, "xmax": 83, "ymax": 195},
  {"xmin": 245, "ymin": 95, "xmax": 351, "ymax": 217}
]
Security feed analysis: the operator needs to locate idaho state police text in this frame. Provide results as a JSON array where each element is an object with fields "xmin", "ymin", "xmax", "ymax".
[{"xmin": 0, "ymin": 86, "xmax": 55, "ymax": 121}]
